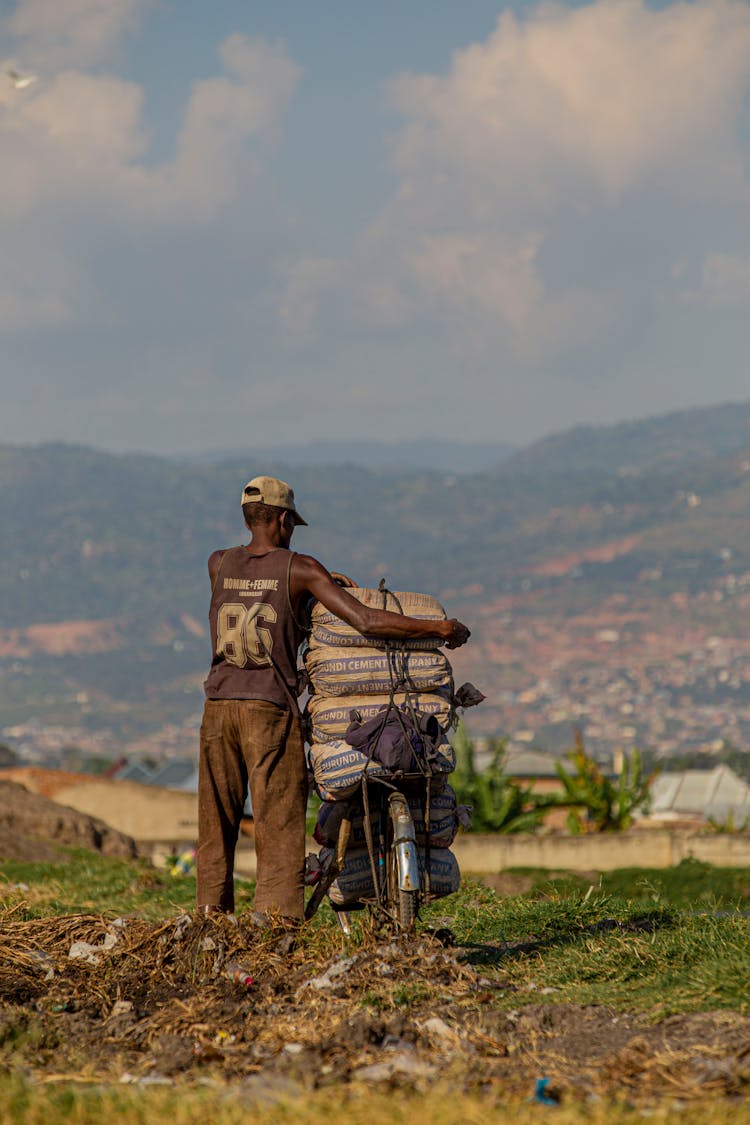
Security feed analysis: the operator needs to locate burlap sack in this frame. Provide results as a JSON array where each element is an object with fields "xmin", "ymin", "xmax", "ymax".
[
  {"xmin": 308, "ymin": 691, "xmax": 454, "ymax": 744},
  {"xmin": 308, "ymin": 740, "xmax": 389, "ymax": 801},
  {"xmin": 315, "ymin": 786, "xmax": 460, "ymax": 849},
  {"xmin": 305, "ymin": 645, "xmax": 453, "ymax": 697},
  {"xmin": 325, "ymin": 845, "xmax": 461, "ymax": 907},
  {"xmin": 407, "ymin": 785, "xmax": 460, "ymax": 849},
  {"xmin": 310, "ymin": 588, "xmax": 446, "ymax": 651}
]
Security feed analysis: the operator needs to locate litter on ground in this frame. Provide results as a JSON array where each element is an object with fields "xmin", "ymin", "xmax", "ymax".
[{"xmin": 0, "ymin": 908, "xmax": 748, "ymax": 1104}]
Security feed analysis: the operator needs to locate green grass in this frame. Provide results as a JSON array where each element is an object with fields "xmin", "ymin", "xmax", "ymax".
[
  {"xmin": 492, "ymin": 908, "xmax": 748, "ymax": 1016},
  {"xmin": 494, "ymin": 857, "xmax": 750, "ymax": 910},
  {"xmin": 5, "ymin": 1076, "xmax": 750, "ymax": 1125},
  {"xmin": 418, "ymin": 863, "xmax": 750, "ymax": 1016},
  {"xmin": 599, "ymin": 857, "xmax": 750, "ymax": 909},
  {"xmin": 0, "ymin": 848, "xmax": 253, "ymax": 920}
]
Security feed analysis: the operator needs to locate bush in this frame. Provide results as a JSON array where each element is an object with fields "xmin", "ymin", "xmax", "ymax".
[
  {"xmin": 555, "ymin": 730, "xmax": 656, "ymax": 832},
  {"xmin": 451, "ymin": 723, "xmax": 557, "ymax": 833}
]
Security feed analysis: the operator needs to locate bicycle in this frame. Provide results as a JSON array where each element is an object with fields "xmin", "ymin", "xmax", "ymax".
[{"xmin": 306, "ymin": 764, "xmax": 449, "ymax": 933}]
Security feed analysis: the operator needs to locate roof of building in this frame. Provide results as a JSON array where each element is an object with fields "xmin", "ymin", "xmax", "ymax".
[
  {"xmin": 0, "ymin": 767, "xmax": 100, "ymax": 799},
  {"xmin": 110, "ymin": 761, "xmax": 157, "ymax": 785},
  {"xmin": 649, "ymin": 765, "xmax": 750, "ymax": 822},
  {"xmin": 150, "ymin": 759, "xmax": 198, "ymax": 790}
]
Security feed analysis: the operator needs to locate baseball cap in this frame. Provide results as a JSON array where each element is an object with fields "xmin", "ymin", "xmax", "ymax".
[{"xmin": 241, "ymin": 475, "xmax": 308, "ymax": 526}]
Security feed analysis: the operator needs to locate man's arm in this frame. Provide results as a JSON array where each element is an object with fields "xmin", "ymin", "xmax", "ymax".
[
  {"xmin": 207, "ymin": 549, "xmax": 227, "ymax": 587},
  {"xmin": 290, "ymin": 555, "xmax": 470, "ymax": 649}
]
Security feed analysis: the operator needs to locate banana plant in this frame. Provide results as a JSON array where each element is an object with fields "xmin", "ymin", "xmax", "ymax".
[
  {"xmin": 452, "ymin": 723, "xmax": 559, "ymax": 833},
  {"xmin": 555, "ymin": 728, "xmax": 657, "ymax": 833}
]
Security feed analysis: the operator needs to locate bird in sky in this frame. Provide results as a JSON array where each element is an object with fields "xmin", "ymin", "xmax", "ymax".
[{"xmin": 7, "ymin": 69, "xmax": 38, "ymax": 90}]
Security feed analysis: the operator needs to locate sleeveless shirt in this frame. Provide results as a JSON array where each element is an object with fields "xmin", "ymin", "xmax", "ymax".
[{"xmin": 203, "ymin": 547, "xmax": 305, "ymax": 706}]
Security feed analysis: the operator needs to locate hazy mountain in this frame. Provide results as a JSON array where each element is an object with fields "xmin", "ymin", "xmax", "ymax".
[
  {"xmin": 181, "ymin": 438, "xmax": 516, "ymax": 476},
  {"xmin": 2, "ymin": 401, "xmax": 750, "ymax": 744},
  {"xmin": 500, "ymin": 400, "xmax": 750, "ymax": 477},
  {"xmin": 4, "ymin": 402, "xmax": 750, "ymax": 627}
]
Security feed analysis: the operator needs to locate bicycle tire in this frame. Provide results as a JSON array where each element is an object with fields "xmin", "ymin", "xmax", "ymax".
[{"xmin": 386, "ymin": 797, "xmax": 420, "ymax": 931}]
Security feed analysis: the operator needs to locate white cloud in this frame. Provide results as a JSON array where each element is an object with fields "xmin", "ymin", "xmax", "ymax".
[
  {"xmin": 4, "ymin": 0, "xmax": 750, "ymax": 453},
  {"xmin": 279, "ymin": 257, "xmax": 343, "ymax": 341},
  {"xmin": 390, "ymin": 0, "xmax": 750, "ymax": 205},
  {"xmin": 4, "ymin": 0, "xmax": 155, "ymax": 70},
  {"xmin": 0, "ymin": 34, "xmax": 299, "ymax": 223},
  {"xmin": 301, "ymin": 0, "xmax": 750, "ymax": 361},
  {"xmin": 0, "ymin": 286, "xmax": 71, "ymax": 331},
  {"xmin": 8, "ymin": 73, "xmax": 150, "ymax": 214},
  {"xmin": 169, "ymin": 35, "xmax": 300, "ymax": 219},
  {"xmin": 406, "ymin": 232, "xmax": 544, "ymax": 332},
  {"xmin": 0, "ymin": 31, "xmax": 301, "ymax": 334}
]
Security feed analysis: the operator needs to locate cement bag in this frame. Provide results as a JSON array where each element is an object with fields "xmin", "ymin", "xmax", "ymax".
[
  {"xmin": 315, "ymin": 788, "xmax": 458, "ymax": 849},
  {"xmin": 310, "ymin": 588, "xmax": 446, "ymax": 651},
  {"xmin": 325, "ymin": 845, "xmax": 461, "ymax": 907},
  {"xmin": 308, "ymin": 691, "xmax": 454, "ymax": 744},
  {"xmin": 309, "ymin": 741, "xmax": 389, "ymax": 801},
  {"xmin": 305, "ymin": 646, "xmax": 453, "ymax": 697},
  {"xmin": 408, "ymin": 785, "xmax": 459, "ymax": 849},
  {"xmin": 322, "ymin": 846, "xmax": 375, "ymax": 906},
  {"xmin": 426, "ymin": 848, "xmax": 461, "ymax": 899}
]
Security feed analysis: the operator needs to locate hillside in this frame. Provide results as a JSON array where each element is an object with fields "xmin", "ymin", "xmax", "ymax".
[
  {"xmin": 2, "ymin": 401, "xmax": 750, "ymax": 761},
  {"xmin": 502, "ymin": 400, "xmax": 750, "ymax": 476},
  {"xmin": 186, "ymin": 437, "xmax": 516, "ymax": 474}
]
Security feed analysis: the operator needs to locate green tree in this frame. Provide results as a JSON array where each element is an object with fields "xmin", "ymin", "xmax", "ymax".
[
  {"xmin": 451, "ymin": 722, "xmax": 557, "ymax": 833},
  {"xmin": 555, "ymin": 730, "xmax": 657, "ymax": 833}
]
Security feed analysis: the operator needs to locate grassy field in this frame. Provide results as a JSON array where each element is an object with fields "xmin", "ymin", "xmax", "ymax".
[
  {"xmin": 0, "ymin": 852, "xmax": 748, "ymax": 1122},
  {"xmin": 6, "ymin": 1078, "xmax": 750, "ymax": 1125}
]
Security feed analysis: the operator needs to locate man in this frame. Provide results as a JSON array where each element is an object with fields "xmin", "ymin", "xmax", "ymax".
[{"xmin": 197, "ymin": 474, "xmax": 470, "ymax": 923}]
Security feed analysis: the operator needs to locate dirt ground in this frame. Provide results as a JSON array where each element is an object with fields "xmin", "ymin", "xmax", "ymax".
[
  {"xmin": 1, "ymin": 910, "xmax": 748, "ymax": 1106},
  {"xmin": 0, "ymin": 772, "xmax": 198, "ymax": 850},
  {"xmin": 0, "ymin": 780, "xmax": 138, "ymax": 861}
]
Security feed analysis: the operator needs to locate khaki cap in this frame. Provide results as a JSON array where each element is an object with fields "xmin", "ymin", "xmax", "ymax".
[{"xmin": 241, "ymin": 475, "xmax": 308, "ymax": 525}]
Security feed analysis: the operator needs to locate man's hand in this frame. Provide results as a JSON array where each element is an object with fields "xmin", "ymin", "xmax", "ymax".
[
  {"xmin": 442, "ymin": 619, "xmax": 471, "ymax": 649},
  {"xmin": 329, "ymin": 571, "xmax": 357, "ymax": 588}
]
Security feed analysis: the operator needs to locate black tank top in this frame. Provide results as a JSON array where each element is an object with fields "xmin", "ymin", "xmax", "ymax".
[{"xmin": 203, "ymin": 547, "xmax": 305, "ymax": 706}]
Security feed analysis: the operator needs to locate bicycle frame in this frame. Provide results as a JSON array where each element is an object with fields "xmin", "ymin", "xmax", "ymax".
[
  {"xmin": 388, "ymin": 791, "xmax": 420, "ymax": 893},
  {"xmin": 306, "ymin": 771, "xmax": 430, "ymax": 933}
]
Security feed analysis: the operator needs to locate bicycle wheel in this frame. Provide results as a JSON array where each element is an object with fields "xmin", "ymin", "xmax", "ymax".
[{"xmin": 386, "ymin": 794, "xmax": 420, "ymax": 931}]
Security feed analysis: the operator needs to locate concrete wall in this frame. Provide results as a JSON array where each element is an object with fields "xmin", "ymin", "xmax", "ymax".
[
  {"xmin": 453, "ymin": 830, "xmax": 750, "ymax": 872},
  {"xmin": 49, "ymin": 773, "xmax": 749, "ymax": 876},
  {"xmin": 153, "ymin": 831, "xmax": 750, "ymax": 881},
  {"xmin": 53, "ymin": 779, "xmax": 198, "ymax": 844}
]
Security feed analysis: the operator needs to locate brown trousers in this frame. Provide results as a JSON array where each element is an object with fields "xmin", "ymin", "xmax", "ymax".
[{"xmin": 196, "ymin": 698, "xmax": 307, "ymax": 919}]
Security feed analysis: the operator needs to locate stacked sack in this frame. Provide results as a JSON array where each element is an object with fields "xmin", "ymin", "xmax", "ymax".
[
  {"xmin": 314, "ymin": 798, "xmax": 461, "ymax": 907},
  {"xmin": 305, "ymin": 586, "xmax": 464, "ymax": 907}
]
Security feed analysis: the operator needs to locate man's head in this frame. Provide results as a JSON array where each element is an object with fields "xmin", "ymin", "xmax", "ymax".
[{"xmin": 241, "ymin": 476, "xmax": 307, "ymax": 545}]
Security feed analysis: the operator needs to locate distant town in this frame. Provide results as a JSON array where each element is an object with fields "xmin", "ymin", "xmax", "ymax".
[
  {"xmin": 4, "ymin": 410, "xmax": 750, "ymax": 779},
  {"xmin": 5, "ymin": 565, "xmax": 750, "ymax": 776}
]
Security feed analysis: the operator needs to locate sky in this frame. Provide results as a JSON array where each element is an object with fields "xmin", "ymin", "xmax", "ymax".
[{"xmin": 2, "ymin": 0, "xmax": 750, "ymax": 455}]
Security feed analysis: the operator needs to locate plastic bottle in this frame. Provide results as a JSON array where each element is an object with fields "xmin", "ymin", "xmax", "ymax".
[{"xmin": 225, "ymin": 962, "xmax": 254, "ymax": 987}]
